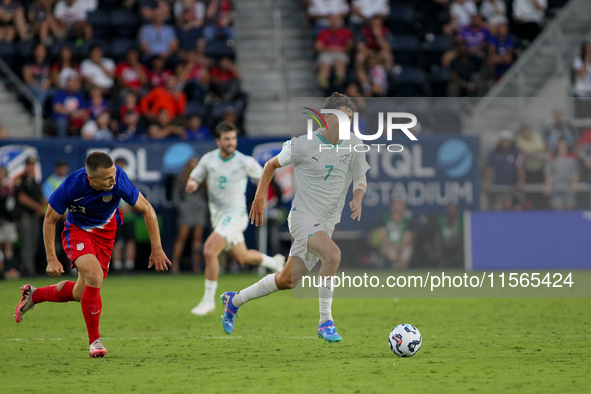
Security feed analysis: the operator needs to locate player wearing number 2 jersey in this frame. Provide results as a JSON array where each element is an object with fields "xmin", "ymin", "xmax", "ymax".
[
  {"xmin": 185, "ymin": 121, "xmax": 285, "ymax": 316},
  {"xmin": 220, "ymin": 93, "xmax": 370, "ymax": 343},
  {"xmin": 14, "ymin": 152, "xmax": 171, "ymax": 357}
]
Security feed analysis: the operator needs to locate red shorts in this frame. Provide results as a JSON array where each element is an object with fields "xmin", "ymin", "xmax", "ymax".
[{"xmin": 62, "ymin": 223, "xmax": 116, "ymax": 278}]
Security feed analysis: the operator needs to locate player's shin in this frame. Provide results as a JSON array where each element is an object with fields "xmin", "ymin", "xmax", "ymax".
[
  {"xmin": 32, "ymin": 281, "xmax": 76, "ymax": 304},
  {"xmin": 203, "ymin": 279, "xmax": 218, "ymax": 304},
  {"xmin": 81, "ymin": 286, "xmax": 102, "ymax": 344},
  {"xmin": 318, "ymin": 279, "xmax": 334, "ymax": 324},
  {"xmin": 232, "ymin": 273, "xmax": 279, "ymax": 307}
]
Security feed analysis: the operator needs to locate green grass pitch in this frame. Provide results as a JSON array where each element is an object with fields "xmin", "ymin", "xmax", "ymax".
[{"xmin": 1, "ymin": 274, "xmax": 590, "ymax": 393}]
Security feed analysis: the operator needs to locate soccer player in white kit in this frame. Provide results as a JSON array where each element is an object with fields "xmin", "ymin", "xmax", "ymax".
[
  {"xmin": 220, "ymin": 93, "xmax": 370, "ymax": 342},
  {"xmin": 185, "ymin": 121, "xmax": 286, "ymax": 315}
]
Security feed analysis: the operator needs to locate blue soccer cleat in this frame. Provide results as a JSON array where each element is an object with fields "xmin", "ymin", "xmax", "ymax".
[
  {"xmin": 220, "ymin": 292, "xmax": 239, "ymax": 334},
  {"xmin": 317, "ymin": 320, "xmax": 342, "ymax": 343}
]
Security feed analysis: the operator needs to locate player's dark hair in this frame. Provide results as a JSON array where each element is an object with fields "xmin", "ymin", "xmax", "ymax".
[
  {"xmin": 86, "ymin": 152, "xmax": 114, "ymax": 174},
  {"xmin": 214, "ymin": 121, "xmax": 238, "ymax": 139},
  {"xmin": 323, "ymin": 92, "xmax": 353, "ymax": 112}
]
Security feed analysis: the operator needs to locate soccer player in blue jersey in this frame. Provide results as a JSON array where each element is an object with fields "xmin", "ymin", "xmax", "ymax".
[{"xmin": 14, "ymin": 152, "xmax": 171, "ymax": 357}]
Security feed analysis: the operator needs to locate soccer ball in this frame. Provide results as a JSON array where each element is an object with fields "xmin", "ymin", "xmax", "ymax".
[{"xmin": 388, "ymin": 324, "xmax": 422, "ymax": 357}]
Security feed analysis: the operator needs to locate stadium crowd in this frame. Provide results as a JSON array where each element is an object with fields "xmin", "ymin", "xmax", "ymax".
[
  {"xmin": 484, "ymin": 110, "xmax": 591, "ymax": 211},
  {"xmin": 2, "ymin": 0, "xmax": 245, "ymax": 139},
  {"xmin": 305, "ymin": 0, "xmax": 566, "ymax": 97}
]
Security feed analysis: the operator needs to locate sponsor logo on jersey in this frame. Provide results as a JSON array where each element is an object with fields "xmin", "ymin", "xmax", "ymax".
[{"xmin": 339, "ymin": 153, "xmax": 352, "ymax": 163}]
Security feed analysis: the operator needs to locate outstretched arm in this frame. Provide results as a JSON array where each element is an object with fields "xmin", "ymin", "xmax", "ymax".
[
  {"xmin": 44, "ymin": 204, "xmax": 65, "ymax": 277},
  {"xmin": 133, "ymin": 192, "xmax": 171, "ymax": 271},
  {"xmin": 249, "ymin": 156, "xmax": 282, "ymax": 226}
]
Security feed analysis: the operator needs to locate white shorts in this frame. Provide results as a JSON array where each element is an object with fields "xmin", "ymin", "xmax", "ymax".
[
  {"xmin": 288, "ymin": 210, "xmax": 334, "ymax": 271},
  {"xmin": 213, "ymin": 212, "xmax": 248, "ymax": 251}
]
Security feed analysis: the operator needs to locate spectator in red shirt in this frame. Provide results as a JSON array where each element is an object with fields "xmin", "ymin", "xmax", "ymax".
[
  {"xmin": 315, "ymin": 14, "xmax": 353, "ymax": 90},
  {"xmin": 210, "ymin": 56, "xmax": 241, "ymax": 102},
  {"xmin": 148, "ymin": 55, "xmax": 174, "ymax": 89},
  {"xmin": 355, "ymin": 15, "xmax": 393, "ymax": 72},
  {"xmin": 140, "ymin": 74, "xmax": 186, "ymax": 120},
  {"xmin": 116, "ymin": 48, "xmax": 149, "ymax": 96},
  {"xmin": 204, "ymin": 0, "xmax": 235, "ymax": 41},
  {"xmin": 176, "ymin": 49, "xmax": 209, "ymax": 102},
  {"xmin": 577, "ymin": 127, "xmax": 591, "ymax": 181}
]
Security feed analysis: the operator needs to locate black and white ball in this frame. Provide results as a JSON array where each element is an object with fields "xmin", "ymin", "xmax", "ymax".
[{"xmin": 388, "ymin": 324, "xmax": 422, "ymax": 357}]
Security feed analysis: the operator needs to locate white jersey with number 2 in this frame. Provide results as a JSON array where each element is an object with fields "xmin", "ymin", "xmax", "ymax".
[{"xmin": 190, "ymin": 149, "xmax": 263, "ymax": 227}]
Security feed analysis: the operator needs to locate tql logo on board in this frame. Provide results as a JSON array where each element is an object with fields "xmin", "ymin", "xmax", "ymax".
[{"xmin": 303, "ymin": 108, "xmax": 418, "ymax": 153}]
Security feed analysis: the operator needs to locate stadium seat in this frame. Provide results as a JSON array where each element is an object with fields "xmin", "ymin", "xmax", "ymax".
[
  {"xmin": 385, "ymin": 4, "xmax": 415, "ymax": 35},
  {"xmin": 185, "ymin": 100, "xmax": 208, "ymax": 118},
  {"xmin": 392, "ymin": 67, "xmax": 427, "ymax": 97},
  {"xmin": 389, "ymin": 35, "xmax": 420, "ymax": 67},
  {"xmin": 429, "ymin": 68, "xmax": 450, "ymax": 97},
  {"xmin": 110, "ymin": 9, "xmax": 141, "ymax": 39},
  {"xmin": 98, "ymin": 0, "xmax": 120, "ymax": 10},
  {"xmin": 86, "ymin": 10, "xmax": 110, "ymax": 39},
  {"xmin": 76, "ymin": 39, "xmax": 110, "ymax": 61},
  {"xmin": 0, "ymin": 42, "xmax": 16, "ymax": 70},
  {"xmin": 421, "ymin": 35, "xmax": 452, "ymax": 70},
  {"xmin": 205, "ymin": 40, "xmax": 235, "ymax": 60},
  {"xmin": 16, "ymin": 40, "xmax": 36, "ymax": 70},
  {"xmin": 110, "ymin": 38, "xmax": 137, "ymax": 62}
]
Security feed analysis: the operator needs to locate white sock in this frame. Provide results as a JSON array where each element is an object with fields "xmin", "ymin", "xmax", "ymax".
[
  {"xmin": 124, "ymin": 260, "xmax": 135, "ymax": 269},
  {"xmin": 260, "ymin": 253, "xmax": 276, "ymax": 270},
  {"xmin": 233, "ymin": 273, "xmax": 278, "ymax": 307},
  {"xmin": 318, "ymin": 279, "xmax": 334, "ymax": 324},
  {"xmin": 203, "ymin": 279, "xmax": 218, "ymax": 304}
]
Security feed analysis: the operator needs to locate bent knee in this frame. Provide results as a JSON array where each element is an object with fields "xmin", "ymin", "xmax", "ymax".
[
  {"xmin": 203, "ymin": 246, "xmax": 218, "ymax": 262},
  {"xmin": 85, "ymin": 272, "xmax": 103, "ymax": 287},
  {"xmin": 324, "ymin": 249, "xmax": 341, "ymax": 268}
]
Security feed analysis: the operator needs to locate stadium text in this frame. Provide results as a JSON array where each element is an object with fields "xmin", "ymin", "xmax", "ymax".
[{"xmin": 87, "ymin": 147, "xmax": 161, "ymax": 182}]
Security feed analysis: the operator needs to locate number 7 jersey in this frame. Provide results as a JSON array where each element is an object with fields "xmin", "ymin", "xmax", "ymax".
[
  {"xmin": 277, "ymin": 130, "xmax": 370, "ymax": 226},
  {"xmin": 190, "ymin": 149, "xmax": 263, "ymax": 226}
]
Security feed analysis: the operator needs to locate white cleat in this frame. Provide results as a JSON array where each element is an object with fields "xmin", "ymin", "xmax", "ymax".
[
  {"xmin": 272, "ymin": 254, "xmax": 286, "ymax": 272},
  {"xmin": 89, "ymin": 338, "xmax": 107, "ymax": 358},
  {"xmin": 191, "ymin": 301, "xmax": 216, "ymax": 316}
]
